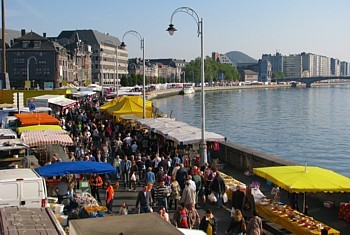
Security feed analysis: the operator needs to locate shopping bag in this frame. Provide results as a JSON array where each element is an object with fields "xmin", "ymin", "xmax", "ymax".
[
  {"xmin": 208, "ymin": 192, "xmax": 217, "ymax": 202},
  {"xmin": 223, "ymin": 192, "xmax": 228, "ymax": 203},
  {"xmin": 131, "ymin": 173, "xmax": 136, "ymax": 181}
]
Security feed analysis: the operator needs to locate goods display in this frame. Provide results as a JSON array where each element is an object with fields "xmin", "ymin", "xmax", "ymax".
[{"xmin": 75, "ymin": 192, "xmax": 99, "ymax": 207}]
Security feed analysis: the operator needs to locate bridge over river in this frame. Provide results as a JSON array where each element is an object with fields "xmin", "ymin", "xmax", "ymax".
[{"xmin": 289, "ymin": 76, "xmax": 350, "ymax": 87}]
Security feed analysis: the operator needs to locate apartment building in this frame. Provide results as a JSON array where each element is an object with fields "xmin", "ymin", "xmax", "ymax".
[
  {"xmin": 57, "ymin": 30, "xmax": 128, "ymax": 88},
  {"xmin": 283, "ymin": 54, "xmax": 302, "ymax": 79},
  {"xmin": 212, "ymin": 52, "xmax": 233, "ymax": 65},
  {"xmin": 6, "ymin": 30, "xmax": 64, "ymax": 89}
]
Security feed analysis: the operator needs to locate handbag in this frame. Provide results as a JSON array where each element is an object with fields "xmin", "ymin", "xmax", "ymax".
[
  {"xmin": 223, "ymin": 192, "xmax": 228, "ymax": 203},
  {"xmin": 241, "ymin": 219, "xmax": 246, "ymax": 233},
  {"xmin": 131, "ymin": 173, "xmax": 136, "ymax": 181},
  {"xmin": 208, "ymin": 192, "xmax": 217, "ymax": 202}
]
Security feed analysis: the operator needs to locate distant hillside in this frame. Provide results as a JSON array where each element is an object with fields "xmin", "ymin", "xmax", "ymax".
[{"xmin": 225, "ymin": 51, "xmax": 257, "ymax": 66}]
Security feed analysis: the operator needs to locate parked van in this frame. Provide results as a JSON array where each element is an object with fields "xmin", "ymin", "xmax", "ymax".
[{"xmin": 0, "ymin": 169, "xmax": 47, "ymax": 208}]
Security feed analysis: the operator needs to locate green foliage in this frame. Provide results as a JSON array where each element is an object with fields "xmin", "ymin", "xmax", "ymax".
[
  {"xmin": 272, "ymin": 72, "xmax": 285, "ymax": 78},
  {"xmin": 184, "ymin": 57, "xmax": 239, "ymax": 83}
]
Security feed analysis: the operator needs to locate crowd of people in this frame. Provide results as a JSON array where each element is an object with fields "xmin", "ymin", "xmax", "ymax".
[{"xmin": 46, "ymin": 95, "xmax": 264, "ymax": 235}]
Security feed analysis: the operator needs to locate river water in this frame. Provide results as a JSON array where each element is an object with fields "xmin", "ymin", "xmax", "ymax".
[{"xmin": 152, "ymin": 85, "xmax": 350, "ymax": 177}]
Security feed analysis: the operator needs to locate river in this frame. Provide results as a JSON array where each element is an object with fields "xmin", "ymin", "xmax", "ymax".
[{"xmin": 152, "ymin": 85, "xmax": 350, "ymax": 177}]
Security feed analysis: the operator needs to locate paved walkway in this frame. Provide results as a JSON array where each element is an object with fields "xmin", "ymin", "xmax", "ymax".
[{"xmin": 101, "ymin": 164, "xmax": 350, "ymax": 234}]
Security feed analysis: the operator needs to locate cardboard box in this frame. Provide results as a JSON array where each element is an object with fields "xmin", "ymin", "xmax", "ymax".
[{"xmin": 323, "ymin": 201, "xmax": 333, "ymax": 208}]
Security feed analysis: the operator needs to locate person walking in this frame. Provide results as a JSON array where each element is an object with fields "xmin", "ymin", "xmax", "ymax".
[
  {"xmin": 246, "ymin": 211, "xmax": 263, "ymax": 235},
  {"xmin": 199, "ymin": 209, "xmax": 217, "ymax": 235},
  {"xmin": 154, "ymin": 180, "xmax": 171, "ymax": 211},
  {"xmin": 242, "ymin": 186, "xmax": 256, "ymax": 222},
  {"xmin": 225, "ymin": 209, "xmax": 246, "ymax": 235},
  {"xmin": 120, "ymin": 156, "xmax": 131, "ymax": 189},
  {"xmin": 105, "ymin": 180, "xmax": 114, "ymax": 212},
  {"xmin": 180, "ymin": 181, "xmax": 196, "ymax": 208},
  {"xmin": 89, "ymin": 173, "xmax": 103, "ymax": 204},
  {"xmin": 136, "ymin": 185, "xmax": 153, "ymax": 213},
  {"xmin": 210, "ymin": 172, "xmax": 226, "ymax": 208},
  {"xmin": 173, "ymin": 203, "xmax": 189, "ymax": 229},
  {"xmin": 187, "ymin": 202, "xmax": 200, "ymax": 229},
  {"xmin": 145, "ymin": 167, "xmax": 155, "ymax": 185},
  {"xmin": 231, "ymin": 185, "xmax": 245, "ymax": 214},
  {"xmin": 176, "ymin": 163, "xmax": 188, "ymax": 192},
  {"xmin": 169, "ymin": 176, "xmax": 181, "ymax": 210}
]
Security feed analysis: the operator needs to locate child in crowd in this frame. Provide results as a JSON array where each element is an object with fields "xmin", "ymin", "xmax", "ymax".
[{"xmin": 119, "ymin": 202, "xmax": 128, "ymax": 215}]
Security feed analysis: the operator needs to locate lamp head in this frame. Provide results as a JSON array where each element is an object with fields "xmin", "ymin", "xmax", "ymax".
[
  {"xmin": 166, "ymin": 24, "xmax": 177, "ymax": 36},
  {"xmin": 120, "ymin": 42, "xmax": 126, "ymax": 50}
]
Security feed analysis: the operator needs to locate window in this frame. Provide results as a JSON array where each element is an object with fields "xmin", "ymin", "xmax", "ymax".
[
  {"xmin": 22, "ymin": 41, "xmax": 29, "ymax": 48},
  {"xmin": 33, "ymin": 41, "xmax": 41, "ymax": 48}
]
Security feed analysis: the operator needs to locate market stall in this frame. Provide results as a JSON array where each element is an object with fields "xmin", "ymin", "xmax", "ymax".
[
  {"xmin": 256, "ymin": 203, "xmax": 339, "ymax": 235},
  {"xmin": 219, "ymin": 171, "xmax": 246, "ymax": 200},
  {"xmin": 36, "ymin": 162, "xmax": 116, "ymax": 223},
  {"xmin": 252, "ymin": 165, "xmax": 350, "ymax": 234},
  {"xmin": 20, "ymin": 130, "xmax": 73, "ymax": 147}
]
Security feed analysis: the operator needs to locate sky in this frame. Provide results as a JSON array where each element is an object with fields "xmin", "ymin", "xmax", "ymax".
[{"xmin": 4, "ymin": 0, "xmax": 350, "ymax": 62}]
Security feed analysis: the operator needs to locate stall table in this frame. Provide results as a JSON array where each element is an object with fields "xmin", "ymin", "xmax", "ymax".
[
  {"xmin": 219, "ymin": 171, "xmax": 246, "ymax": 200},
  {"xmin": 84, "ymin": 205, "xmax": 109, "ymax": 216},
  {"xmin": 256, "ymin": 203, "xmax": 340, "ymax": 235},
  {"xmin": 338, "ymin": 202, "xmax": 350, "ymax": 223}
]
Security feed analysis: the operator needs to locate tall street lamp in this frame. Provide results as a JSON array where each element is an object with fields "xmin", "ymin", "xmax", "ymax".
[
  {"xmin": 120, "ymin": 30, "xmax": 146, "ymax": 119},
  {"xmin": 27, "ymin": 56, "xmax": 37, "ymax": 90},
  {"xmin": 103, "ymin": 40, "xmax": 119, "ymax": 96},
  {"xmin": 167, "ymin": 7, "xmax": 207, "ymax": 164}
]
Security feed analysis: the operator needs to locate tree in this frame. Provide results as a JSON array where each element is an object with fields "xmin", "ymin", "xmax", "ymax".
[{"xmin": 184, "ymin": 57, "xmax": 239, "ymax": 83}]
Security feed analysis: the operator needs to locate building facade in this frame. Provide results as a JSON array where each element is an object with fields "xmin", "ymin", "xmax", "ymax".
[
  {"xmin": 57, "ymin": 30, "xmax": 128, "ymax": 88},
  {"xmin": 7, "ymin": 30, "xmax": 62, "ymax": 89}
]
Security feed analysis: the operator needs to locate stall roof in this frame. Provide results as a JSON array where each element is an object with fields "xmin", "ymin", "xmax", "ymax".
[
  {"xmin": 69, "ymin": 213, "xmax": 183, "ymax": 235},
  {"xmin": 135, "ymin": 118, "xmax": 225, "ymax": 144},
  {"xmin": 31, "ymin": 95, "xmax": 77, "ymax": 108},
  {"xmin": 14, "ymin": 113, "xmax": 60, "ymax": 126},
  {"xmin": 0, "ymin": 138, "xmax": 28, "ymax": 151},
  {"xmin": 20, "ymin": 129, "xmax": 73, "ymax": 147}
]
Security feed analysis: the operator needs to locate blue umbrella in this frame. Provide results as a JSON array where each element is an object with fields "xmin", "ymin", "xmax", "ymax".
[{"xmin": 35, "ymin": 161, "xmax": 116, "ymax": 177}]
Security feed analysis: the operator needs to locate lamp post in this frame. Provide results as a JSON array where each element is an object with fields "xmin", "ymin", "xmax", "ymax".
[
  {"xmin": 166, "ymin": 7, "xmax": 207, "ymax": 164},
  {"xmin": 120, "ymin": 30, "xmax": 145, "ymax": 119},
  {"xmin": 27, "ymin": 56, "xmax": 37, "ymax": 90},
  {"xmin": 103, "ymin": 40, "xmax": 119, "ymax": 96}
]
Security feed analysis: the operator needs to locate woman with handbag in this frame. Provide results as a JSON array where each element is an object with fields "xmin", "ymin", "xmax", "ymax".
[{"xmin": 225, "ymin": 209, "xmax": 246, "ymax": 235}]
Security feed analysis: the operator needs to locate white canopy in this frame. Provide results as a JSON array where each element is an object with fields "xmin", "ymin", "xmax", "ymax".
[{"xmin": 136, "ymin": 118, "xmax": 225, "ymax": 144}]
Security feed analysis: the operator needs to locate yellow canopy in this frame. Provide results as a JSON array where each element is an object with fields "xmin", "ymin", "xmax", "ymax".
[
  {"xmin": 17, "ymin": 125, "xmax": 62, "ymax": 135},
  {"xmin": 105, "ymin": 96, "xmax": 153, "ymax": 118},
  {"xmin": 100, "ymin": 98, "xmax": 119, "ymax": 112},
  {"xmin": 253, "ymin": 165, "xmax": 350, "ymax": 193}
]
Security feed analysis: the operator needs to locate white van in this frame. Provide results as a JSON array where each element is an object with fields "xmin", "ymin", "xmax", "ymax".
[{"xmin": 0, "ymin": 169, "xmax": 47, "ymax": 208}]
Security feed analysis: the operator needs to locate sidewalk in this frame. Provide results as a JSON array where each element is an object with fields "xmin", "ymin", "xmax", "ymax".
[{"xmin": 102, "ymin": 164, "xmax": 350, "ymax": 234}]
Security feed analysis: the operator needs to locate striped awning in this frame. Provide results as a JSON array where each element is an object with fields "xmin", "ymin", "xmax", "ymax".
[{"xmin": 20, "ymin": 130, "xmax": 73, "ymax": 147}]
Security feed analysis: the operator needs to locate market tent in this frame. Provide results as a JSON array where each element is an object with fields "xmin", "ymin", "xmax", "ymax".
[
  {"xmin": 20, "ymin": 130, "xmax": 73, "ymax": 147},
  {"xmin": 105, "ymin": 96, "xmax": 153, "ymax": 118},
  {"xmin": 253, "ymin": 165, "xmax": 350, "ymax": 193},
  {"xmin": 99, "ymin": 97, "xmax": 119, "ymax": 112},
  {"xmin": 35, "ymin": 161, "xmax": 116, "ymax": 177},
  {"xmin": 135, "ymin": 117, "xmax": 225, "ymax": 144},
  {"xmin": 153, "ymin": 121, "xmax": 189, "ymax": 135},
  {"xmin": 17, "ymin": 125, "xmax": 62, "ymax": 135},
  {"xmin": 135, "ymin": 117, "xmax": 176, "ymax": 129},
  {"xmin": 14, "ymin": 113, "xmax": 60, "ymax": 126},
  {"xmin": 169, "ymin": 129, "xmax": 226, "ymax": 145},
  {"xmin": 253, "ymin": 165, "xmax": 350, "ymax": 213}
]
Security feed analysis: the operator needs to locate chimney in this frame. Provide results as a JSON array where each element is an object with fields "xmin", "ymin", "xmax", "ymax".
[
  {"xmin": 43, "ymin": 33, "xmax": 46, "ymax": 38},
  {"xmin": 21, "ymin": 29, "xmax": 26, "ymax": 36}
]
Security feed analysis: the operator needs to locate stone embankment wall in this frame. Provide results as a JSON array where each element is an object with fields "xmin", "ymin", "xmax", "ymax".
[{"xmin": 211, "ymin": 140, "xmax": 350, "ymax": 207}]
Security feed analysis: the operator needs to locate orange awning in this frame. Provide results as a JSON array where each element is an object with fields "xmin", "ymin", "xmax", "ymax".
[{"xmin": 14, "ymin": 113, "xmax": 60, "ymax": 126}]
